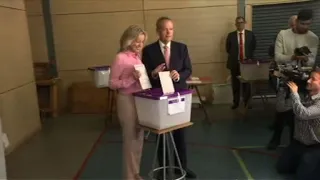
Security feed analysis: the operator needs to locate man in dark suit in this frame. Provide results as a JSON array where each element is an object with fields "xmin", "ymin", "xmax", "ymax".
[
  {"xmin": 142, "ymin": 16, "xmax": 196, "ymax": 179},
  {"xmin": 226, "ymin": 16, "xmax": 256, "ymax": 109}
]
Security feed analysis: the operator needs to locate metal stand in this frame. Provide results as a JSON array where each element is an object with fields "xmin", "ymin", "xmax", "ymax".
[
  {"xmin": 188, "ymin": 85, "xmax": 211, "ymax": 123},
  {"xmin": 149, "ymin": 132, "xmax": 186, "ymax": 180},
  {"xmin": 145, "ymin": 131, "xmax": 151, "ymax": 140}
]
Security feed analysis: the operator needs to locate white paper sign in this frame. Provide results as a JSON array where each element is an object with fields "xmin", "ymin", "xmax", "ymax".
[
  {"xmin": 159, "ymin": 71, "xmax": 175, "ymax": 95},
  {"xmin": 134, "ymin": 64, "xmax": 152, "ymax": 90},
  {"xmin": 168, "ymin": 95, "xmax": 186, "ymax": 115}
]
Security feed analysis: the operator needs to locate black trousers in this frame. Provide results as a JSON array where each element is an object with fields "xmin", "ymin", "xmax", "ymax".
[
  {"xmin": 157, "ymin": 128, "xmax": 187, "ymax": 168},
  {"xmin": 276, "ymin": 140, "xmax": 320, "ymax": 180},
  {"xmin": 230, "ymin": 68, "xmax": 251, "ymax": 105},
  {"xmin": 268, "ymin": 73, "xmax": 278, "ymax": 93},
  {"xmin": 270, "ymin": 110, "xmax": 295, "ymax": 143}
]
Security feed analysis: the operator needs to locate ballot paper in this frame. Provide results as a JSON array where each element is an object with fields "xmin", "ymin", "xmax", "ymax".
[
  {"xmin": 134, "ymin": 64, "xmax": 152, "ymax": 90},
  {"xmin": 159, "ymin": 71, "xmax": 175, "ymax": 95}
]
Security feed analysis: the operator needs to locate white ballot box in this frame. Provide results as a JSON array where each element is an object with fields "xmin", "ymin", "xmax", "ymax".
[
  {"xmin": 88, "ymin": 66, "xmax": 110, "ymax": 88},
  {"xmin": 240, "ymin": 60, "xmax": 270, "ymax": 81},
  {"xmin": 133, "ymin": 88, "xmax": 193, "ymax": 130}
]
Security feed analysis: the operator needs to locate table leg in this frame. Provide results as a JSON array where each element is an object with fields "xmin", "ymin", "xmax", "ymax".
[
  {"xmin": 150, "ymin": 135, "xmax": 160, "ymax": 179},
  {"xmin": 241, "ymin": 82, "xmax": 254, "ymax": 118},
  {"xmin": 194, "ymin": 86, "xmax": 211, "ymax": 123},
  {"xmin": 51, "ymin": 84, "xmax": 58, "ymax": 118},
  {"xmin": 169, "ymin": 132, "xmax": 186, "ymax": 178},
  {"xmin": 166, "ymin": 134, "xmax": 174, "ymax": 179},
  {"xmin": 148, "ymin": 132, "xmax": 186, "ymax": 180},
  {"xmin": 144, "ymin": 131, "xmax": 150, "ymax": 140}
]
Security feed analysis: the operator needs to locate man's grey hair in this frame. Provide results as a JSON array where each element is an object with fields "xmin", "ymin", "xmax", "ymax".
[
  {"xmin": 119, "ymin": 25, "xmax": 147, "ymax": 52},
  {"xmin": 156, "ymin": 16, "xmax": 172, "ymax": 31}
]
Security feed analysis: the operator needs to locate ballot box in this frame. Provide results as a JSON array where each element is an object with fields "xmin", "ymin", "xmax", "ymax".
[
  {"xmin": 240, "ymin": 60, "xmax": 270, "ymax": 81},
  {"xmin": 88, "ymin": 66, "xmax": 110, "ymax": 88},
  {"xmin": 133, "ymin": 88, "xmax": 193, "ymax": 130}
]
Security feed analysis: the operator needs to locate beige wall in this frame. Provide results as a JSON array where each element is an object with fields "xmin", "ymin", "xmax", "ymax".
[
  {"xmin": 25, "ymin": 0, "xmax": 48, "ymax": 62},
  {"xmin": 246, "ymin": 0, "xmax": 310, "ymax": 5},
  {"xmin": 0, "ymin": 0, "xmax": 41, "ymax": 153},
  {"xmin": 51, "ymin": 0, "xmax": 238, "ymax": 108},
  {"xmin": 25, "ymin": 0, "xmax": 308, "ymax": 110}
]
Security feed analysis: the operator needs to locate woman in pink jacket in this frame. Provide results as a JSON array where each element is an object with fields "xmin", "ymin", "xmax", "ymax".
[{"xmin": 109, "ymin": 25, "xmax": 147, "ymax": 180}]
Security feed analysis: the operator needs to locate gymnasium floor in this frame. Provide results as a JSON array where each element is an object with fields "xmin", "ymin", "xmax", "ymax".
[{"xmin": 6, "ymin": 100, "xmax": 292, "ymax": 180}]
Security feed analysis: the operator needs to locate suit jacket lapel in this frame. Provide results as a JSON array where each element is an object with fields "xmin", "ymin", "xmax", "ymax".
[
  {"xmin": 245, "ymin": 30, "xmax": 250, "ymax": 46},
  {"xmin": 233, "ymin": 31, "xmax": 238, "ymax": 50}
]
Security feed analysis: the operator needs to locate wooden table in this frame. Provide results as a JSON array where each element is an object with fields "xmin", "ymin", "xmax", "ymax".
[
  {"xmin": 237, "ymin": 76, "xmax": 269, "ymax": 117},
  {"xmin": 88, "ymin": 66, "xmax": 117, "ymax": 126},
  {"xmin": 140, "ymin": 122, "xmax": 193, "ymax": 180},
  {"xmin": 36, "ymin": 78, "xmax": 60, "ymax": 118},
  {"xmin": 187, "ymin": 77, "xmax": 213, "ymax": 123}
]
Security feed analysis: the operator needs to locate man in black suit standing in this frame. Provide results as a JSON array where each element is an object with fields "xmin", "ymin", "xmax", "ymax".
[
  {"xmin": 142, "ymin": 16, "xmax": 196, "ymax": 179},
  {"xmin": 226, "ymin": 16, "xmax": 256, "ymax": 109}
]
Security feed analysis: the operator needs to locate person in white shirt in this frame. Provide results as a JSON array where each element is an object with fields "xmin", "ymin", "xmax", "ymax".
[
  {"xmin": 269, "ymin": 15, "xmax": 297, "ymax": 92},
  {"xmin": 267, "ymin": 15, "xmax": 297, "ymax": 150},
  {"xmin": 275, "ymin": 9, "xmax": 319, "ymax": 67}
]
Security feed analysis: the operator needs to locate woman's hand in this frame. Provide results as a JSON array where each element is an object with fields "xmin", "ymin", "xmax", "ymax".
[
  {"xmin": 287, "ymin": 81, "xmax": 298, "ymax": 93},
  {"xmin": 133, "ymin": 70, "xmax": 141, "ymax": 80}
]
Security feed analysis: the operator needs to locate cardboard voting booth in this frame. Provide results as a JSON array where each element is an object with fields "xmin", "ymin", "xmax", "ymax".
[
  {"xmin": 88, "ymin": 66, "xmax": 110, "ymax": 88},
  {"xmin": 240, "ymin": 60, "xmax": 269, "ymax": 81},
  {"xmin": 133, "ymin": 88, "xmax": 193, "ymax": 130}
]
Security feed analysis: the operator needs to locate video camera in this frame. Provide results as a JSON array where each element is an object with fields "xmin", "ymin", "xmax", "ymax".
[
  {"xmin": 294, "ymin": 46, "xmax": 312, "ymax": 57},
  {"xmin": 278, "ymin": 64, "xmax": 312, "ymax": 96}
]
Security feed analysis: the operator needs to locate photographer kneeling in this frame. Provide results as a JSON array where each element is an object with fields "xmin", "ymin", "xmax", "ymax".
[{"xmin": 276, "ymin": 71, "xmax": 320, "ymax": 180}]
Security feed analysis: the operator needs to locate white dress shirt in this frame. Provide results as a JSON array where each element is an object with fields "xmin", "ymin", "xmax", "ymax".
[
  {"xmin": 159, "ymin": 40, "xmax": 171, "ymax": 56},
  {"xmin": 158, "ymin": 40, "xmax": 180, "ymax": 82}
]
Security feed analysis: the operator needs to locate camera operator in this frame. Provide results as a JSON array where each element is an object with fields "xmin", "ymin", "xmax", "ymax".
[
  {"xmin": 276, "ymin": 71, "xmax": 320, "ymax": 180},
  {"xmin": 274, "ymin": 9, "xmax": 318, "ymax": 67}
]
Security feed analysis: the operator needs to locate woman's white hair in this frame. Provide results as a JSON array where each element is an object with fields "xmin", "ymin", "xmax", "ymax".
[{"xmin": 119, "ymin": 25, "xmax": 147, "ymax": 52}]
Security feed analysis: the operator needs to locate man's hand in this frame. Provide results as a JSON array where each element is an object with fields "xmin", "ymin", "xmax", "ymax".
[
  {"xmin": 151, "ymin": 63, "xmax": 166, "ymax": 78},
  {"xmin": 297, "ymin": 56, "xmax": 308, "ymax": 62},
  {"xmin": 287, "ymin": 81, "xmax": 298, "ymax": 93},
  {"xmin": 291, "ymin": 55, "xmax": 308, "ymax": 62},
  {"xmin": 170, "ymin": 70, "xmax": 180, "ymax": 82}
]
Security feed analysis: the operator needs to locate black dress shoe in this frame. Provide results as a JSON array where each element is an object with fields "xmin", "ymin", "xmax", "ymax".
[
  {"xmin": 175, "ymin": 168, "xmax": 197, "ymax": 179},
  {"xmin": 231, "ymin": 104, "xmax": 239, "ymax": 109},
  {"xmin": 268, "ymin": 124, "xmax": 275, "ymax": 131},
  {"xmin": 185, "ymin": 169, "xmax": 197, "ymax": 179},
  {"xmin": 266, "ymin": 140, "xmax": 280, "ymax": 150},
  {"xmin": 244, "ymin": 103, "xmax": 252, "ymax": 109}
]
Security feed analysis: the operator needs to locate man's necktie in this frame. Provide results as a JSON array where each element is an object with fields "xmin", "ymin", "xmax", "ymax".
[
  {"xmin": 164, "ymin": 46, "xmax": 170, "ymax": 68},
  {"xmin": 239, "ymin": 33, "xmax": 244, "ymax": 61}
]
